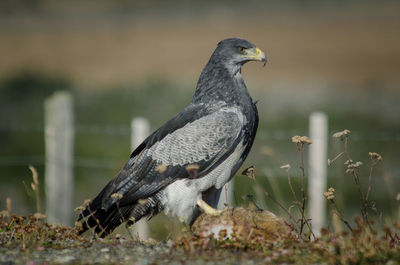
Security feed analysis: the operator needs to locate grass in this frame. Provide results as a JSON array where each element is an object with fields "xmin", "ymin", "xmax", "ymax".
[{"xmin": 1, "ymin": 129, "xmax": 399, "ymax": 264}]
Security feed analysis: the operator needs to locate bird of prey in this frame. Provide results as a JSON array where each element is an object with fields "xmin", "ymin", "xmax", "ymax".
[{"xmin": 77, "ymin": 38, "xmax": 266, "ymax": 237}]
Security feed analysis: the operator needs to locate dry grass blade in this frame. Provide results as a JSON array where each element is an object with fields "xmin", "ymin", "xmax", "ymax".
[{"xmin": 28, "ymin": 165, "xmax": 41, "ymax": 213}]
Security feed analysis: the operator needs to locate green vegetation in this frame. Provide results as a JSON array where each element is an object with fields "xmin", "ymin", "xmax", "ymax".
[
  {"xmin": 1, "ymin": 130, "xmax": 399, "ymax": 264},
  {"xmin": 0, "ymin": 71, "xmax": 399, "ymax": 220}
]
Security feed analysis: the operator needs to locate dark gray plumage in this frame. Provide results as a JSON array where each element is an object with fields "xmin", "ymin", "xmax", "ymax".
[{"xmin": 77, "ymin": 38, "xmax": 266, "ymax": 237}]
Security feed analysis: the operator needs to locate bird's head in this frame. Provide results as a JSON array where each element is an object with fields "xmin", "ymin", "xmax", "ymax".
[
  {"xmin": 212, "ymin": 38, "xmax": 267, "ymax": 68},
  {"xmin": 193, "ymin": 37, "xmax": 267, "ymax": 102}
]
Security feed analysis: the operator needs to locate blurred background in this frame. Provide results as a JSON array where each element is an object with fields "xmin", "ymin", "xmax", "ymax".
[{"xmin": 0, "ymin": 0, "xmax": 399, "ymax": 238}]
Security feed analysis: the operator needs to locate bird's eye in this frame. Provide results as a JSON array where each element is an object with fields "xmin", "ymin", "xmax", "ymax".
[{"xmin": 238, "ymin": 47, "xmax": 246, "ymax": 53}]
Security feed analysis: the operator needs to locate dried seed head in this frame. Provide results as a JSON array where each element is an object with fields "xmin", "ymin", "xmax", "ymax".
[
  {"xmin": 129, "ymin": 216, "xmax": 136, "ymax": 223},
  {"xmin": 348, "ymin": 161, "xmax": 363, "ymax": 169},
  {"xmin": 241, "ymin": 166, "xmax": 255, "ymax": 180},
  {"xmin": 291, "ymin": 135, "xmax": 312, "ymax": 145},
  {"xmin": 291, "ymin": 135, "xmax": 301, "ymax": 143},
  {"xmin": 300, "ymin": 136, "xmax": 312, "ymax": 144},
  {"xmin": 344, "ymin": 160, "xmax": 352, "ymax": 165},
  {"xmin": 324, "ymin": 187, "xmax": 335, "ymax": 200},
  {"xmin": 345, "ymin": 161, "xmax": 363, "ymax": 174},
  {"xmin": 345, "ymin": 168, "xmax": 353, "ymax": 174},
  {"xmin": 368, "ymin": 152, "xmax": 383, "ymax": 161},
  {"xmin": 33, "ymin": 213, "xmax": 46, "ymax": 219},
  {"xmin": 111, "ymin": 193, "xmax": 123, "ymax": 200},
  {"xmin": 327, "ymin": 194, "xmax": 335, "ymax": 200},
  {"xmin": 156, "ymin": 164, "xmax": 167, "ymax": 174},
  {"xmin": 332, "ymin": 129, "xmax": 351, "ymax": 139}
]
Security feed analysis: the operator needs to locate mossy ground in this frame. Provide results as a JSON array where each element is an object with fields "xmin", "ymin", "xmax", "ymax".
[{"xmin": 1, "ymin": 212, "xmax": 399, "ymax": 265}]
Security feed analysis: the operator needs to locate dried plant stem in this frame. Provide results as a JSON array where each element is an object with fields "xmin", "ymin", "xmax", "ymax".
[
  {"xmin": 287, "ymin": 167, "xmax": 315, "ymax": 239},
  {"xmin": 329, "ymin": 151, "xmax": 344, "ymax": 165},
  {"xmin": 328, "ymin": 137, "xmax": 348, "ymax": 166},
  {"xmin": 342, "ymin": 137, "xmax": 368, "ymax": 222},
  {"xmin": 343, "ymin": 137, "xmax": 351, "ymax": 160},
  {"xmin": 250, "ymin": 167, "xmax": 303, "ymax": 238},
  {"xmin": 365, "ymin": 160, "xmax": 377, "ymax": 203},
  {"xmin": 361, "ymin": 159, "xmax": 378, "ymax": 225},
  {"xmin": 263, "ymin": 189, "xmax": 299, "ymax": 232},
  {"xmin": 116, "ymin": 200, "xmax": 126, "ymax": 223},
  {"xmin": 8, "ymin": 229, "xmax": 16, "ymax": 243},
  {"xmin": 256, "ymin": 179, "xmax": 314, "ymax": 239},
  {"xmin": 328, "ymin": 200, "xmax": 353, "ymax": 232},
  {"xmin": 330, "ymin": 132, "xmax": 383, "ymax": 231},
  {"xmin": 87, "ymin": 203, "xmax": 104, "ymax": 238},
  {"xmin": 351, "ymin": 170, "xmax": 368, "ymax": 222},
  {"xmin": 255, "ymin": 179, "xmax": 298, "ymax": 229},
  {"xmin": 34, "ymin": 190, "xmax": 40, "ymax": 214},
  {"xmin": 286, "ymin": 169, "xmax": 298, "ymax": 202},
  {"xmin": 29, "ymin": 166, "xmax": 41, "ymax": 213},
  {"xmin": 297, "ymin": 143, "xmax": 307, "ymax": 236}
]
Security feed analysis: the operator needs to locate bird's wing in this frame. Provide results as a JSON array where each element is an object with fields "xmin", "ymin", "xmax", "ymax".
[{"xmin": 99, "ymin": 104, "xmax": 245, "ymax": 210}]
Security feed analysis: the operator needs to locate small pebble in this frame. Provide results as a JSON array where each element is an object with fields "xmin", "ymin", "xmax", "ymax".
[{"xmin": 100, "ymin": 248, "xmax": 109, "ymax": 252}]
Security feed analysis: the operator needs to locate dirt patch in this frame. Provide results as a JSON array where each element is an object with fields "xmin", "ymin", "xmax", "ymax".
[{"xmin": 1, "ymin": 212, "xmax": 399, "ymax": 264}]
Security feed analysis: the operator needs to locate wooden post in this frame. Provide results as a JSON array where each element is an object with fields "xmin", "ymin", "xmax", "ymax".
[
  {"xmin": 131, "ymin": 117, "xmax": 150, "ymax": 240},
  {"xmin": 308, "ymin": 112, "xmax": 328, "ymax": 237},
  {"xmin": 45, "ymin": 91, "xmax": 74, "ymax": 226}
]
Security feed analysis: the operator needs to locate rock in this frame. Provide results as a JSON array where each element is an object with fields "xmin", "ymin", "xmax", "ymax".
[
  {"xmin": 54, "ymin": 255, "xmax": 75, "ymax": 263},
  {"xmin": 100, "ymin": 248, "xmax": 109, "ymax": 252}
]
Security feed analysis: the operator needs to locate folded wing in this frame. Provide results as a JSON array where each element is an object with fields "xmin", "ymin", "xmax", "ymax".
[{"xmin": 78, "ymin": 104, "xmax": 245, "ymax": 236}]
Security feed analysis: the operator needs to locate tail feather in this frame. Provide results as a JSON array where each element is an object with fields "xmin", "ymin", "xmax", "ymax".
[
  {"xmin": 77, "ymin": 192, "xmax": 164, "ymax": 237},
  {"xmin": 78, "ymin": 203, "xmax": 131, "ymax": 237}
]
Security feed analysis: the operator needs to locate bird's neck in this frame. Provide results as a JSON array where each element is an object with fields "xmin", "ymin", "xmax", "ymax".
[{"xmin": 192, "ymin": 63, "xmax": 251, "ymax": 107}]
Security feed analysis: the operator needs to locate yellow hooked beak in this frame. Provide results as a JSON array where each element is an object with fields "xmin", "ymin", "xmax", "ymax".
[{"xmin": 241, "ymin": 47, "xmax": 267, "ymax": 66}]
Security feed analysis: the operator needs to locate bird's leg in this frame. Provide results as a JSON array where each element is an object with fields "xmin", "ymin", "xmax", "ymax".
[
  {"xmin": 197, "ymin": 199, "xmax": 223, "ymax": 216},
  {"xmin": 125, "ymin": 222, "xmax": 136, "ymax": 241}
]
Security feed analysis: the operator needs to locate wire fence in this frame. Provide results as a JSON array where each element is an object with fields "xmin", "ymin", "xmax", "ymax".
[
  {"xmin": 2, "ymin": 123, "xmax": 400, "ymax": 139},
  {"xmin": 1, "ymin": 91, "xmax": 399, "ymax": 239},
  {"xmin": 1, "ymin": 126, "xmax": 399, "ymax": 170}
]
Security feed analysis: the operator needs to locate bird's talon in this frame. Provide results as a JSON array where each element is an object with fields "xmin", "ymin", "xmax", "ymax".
[{"xmin": 197, "ymin": 199, "xmax": 222, "ymax": 216}]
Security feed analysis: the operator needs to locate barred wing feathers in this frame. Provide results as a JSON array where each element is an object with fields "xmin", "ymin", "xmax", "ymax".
[{"xmin": 78, "ymin": 104, "xmax": 245, "ymax": 236}]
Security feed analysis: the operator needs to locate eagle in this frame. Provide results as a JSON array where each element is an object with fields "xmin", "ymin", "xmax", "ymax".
[{"xmin": 77, "ymin": 38, "xmax": 266, "ymax": 237}]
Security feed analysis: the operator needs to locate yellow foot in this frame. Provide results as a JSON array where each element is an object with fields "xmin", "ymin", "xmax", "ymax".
[{"xmin": 197, "ymin": 199, "xmax": 223, "ymax": 216}]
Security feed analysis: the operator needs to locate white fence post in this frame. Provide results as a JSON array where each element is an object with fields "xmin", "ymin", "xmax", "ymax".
[
  {"xmin": 131, "ymin": 117, "xmax": 150, "ymax": 240},
  {"xmin": 308, "ymin": 112, "xmax": 328, "ymax": 237},
  {"xmin": 45, "ymin": 91, "xmax": 74, "ymax": 226}
]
